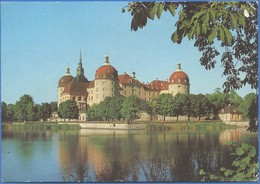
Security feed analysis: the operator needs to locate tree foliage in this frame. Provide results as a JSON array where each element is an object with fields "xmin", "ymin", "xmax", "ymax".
[
  {"xmin": 200, "ymin": 143, "xmax": 258, "ymax": 181},
  {"xmin": 150, "ymin": 94, "xmax": 174, "ymax": 121},
  {"xmin": 14, "ymin": 94, "xmax": 35, "ymax": 122},
  {"xmin": 39, "ymin": 103, "xmax": 52, "ymax": 121},
  {"xmin": 58, "ymin": 100, "xmax": 79, "ymax": 121},
  {"xmin": 1, "ymin": 102, "xmax": 8, "ymax": 122},
  {"xmin": 123, "ymin": 2, "xmax": 258, "ymax": 93},
  {"xmin": 121, "ymin": 95, "xmax": 142, "ymax": 123},
  {"xmin": 190, "ymin": 94, "xmax": 211, "ymax": 120}
]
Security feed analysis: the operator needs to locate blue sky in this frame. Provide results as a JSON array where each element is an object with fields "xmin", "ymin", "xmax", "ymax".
[{"xmin": 1, "ymin": 2, "xmax": 255, "ymax": 104}]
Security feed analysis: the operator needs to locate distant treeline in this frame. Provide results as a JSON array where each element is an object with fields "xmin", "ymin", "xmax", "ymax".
[{"xmin": 1, "ymin": 89, "xmax": 257, "ymax": 125}]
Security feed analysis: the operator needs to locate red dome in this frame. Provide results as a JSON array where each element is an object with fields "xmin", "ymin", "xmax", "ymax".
[
  {"xmin": 58, "ymin": 75, "xmax": 74, "ymax": 87},
  {"xmin": 95, "ymin": 65, "xmax": 118, "ymax": 79},
  {"xmin": 169, "ymin": 71, "xmax": 189, "ymax": 84}
]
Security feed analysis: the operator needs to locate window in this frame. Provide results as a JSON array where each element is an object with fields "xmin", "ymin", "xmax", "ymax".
[
  {"xmin": 96, "ymin": 94, "xmax": 98, "ymax": 99},
  {"xmin": 112, "ymin": 81, "xmax": 114, "ymax": 85},
  {"xmin": 112, "ymin": 88, "xmax": 114, "ymax": 92},
  {"xmin": 78, "ymin": 97, "xmax": 81, "ymax": 101},
  {"xmin": 103, "ymin": 87, "xmax": 105, "ymax": 91},
  {"xmin": 178, "ymin": 79, "xmax": 181, "ymax": 82},
  {"xmin": 103, "ymin": 94, "xmax": 106, "ymax": 99},
  {"xmin": 103, "ymin": 81, "xmax": 106, "ymax": 84}
]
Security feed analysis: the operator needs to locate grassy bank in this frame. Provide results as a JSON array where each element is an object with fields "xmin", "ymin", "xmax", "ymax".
[
  {"xmin": 2, "ymin": 122, "xmax": 80, "ymax": 131},
  {"xmin": 145, "ymin": 121, "xmax": 236, "ymax": 131}
]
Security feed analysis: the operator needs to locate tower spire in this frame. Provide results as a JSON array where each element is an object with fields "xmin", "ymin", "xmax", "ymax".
[
  {"xmin": 76, "ymin": 50, "xmax": 86, "ymax": 82},
  {"xmin": 65, "ymin": 64, "xmax": 71, "ymax": 75},
  {"xmin": 80, "ymin": 50, "xmax": 82, "ymax": 64}
]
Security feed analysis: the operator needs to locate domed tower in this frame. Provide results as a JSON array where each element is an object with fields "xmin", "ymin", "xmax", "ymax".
[
  {"xmin": 57, "ymin": 65, "xmax": 74, "ymax": 106},
  {"xmin": 94, "ymin": 55, "xmax": 119, "ymax": 104},
  {"xmin": 168, "ymin": 63, "xmax": 190, "ymax": 96}
]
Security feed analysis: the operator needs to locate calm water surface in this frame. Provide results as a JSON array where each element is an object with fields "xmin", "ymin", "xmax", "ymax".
[{"xmin": 1, "ymin": 127, "xmax": 258, "ymax": 182}]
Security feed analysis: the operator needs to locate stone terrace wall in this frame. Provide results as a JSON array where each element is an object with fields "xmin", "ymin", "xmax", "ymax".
[{"xmin": 57, "ymin": 123, "xmax": 146, "ymax": 130}]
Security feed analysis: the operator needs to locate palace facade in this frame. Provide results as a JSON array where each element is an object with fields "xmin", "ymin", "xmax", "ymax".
[{"xmin": 58, "ymin": 52, "xmax": 190, "ymax": 120}]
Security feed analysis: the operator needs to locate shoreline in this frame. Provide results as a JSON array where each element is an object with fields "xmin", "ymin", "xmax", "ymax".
[{"xmin": 1, "ymin": 120, "xmax": 248, "ymax": 131}]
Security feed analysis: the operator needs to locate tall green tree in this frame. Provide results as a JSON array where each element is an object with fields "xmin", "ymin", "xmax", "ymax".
[
  {"xmin": 172, "ymin": 93, "xmax": 185, "ymax": 121},
  {"xmin": 190, "ymin": 94, "xmax": 211, "ymax": 121},
  {"xmin": 239, "ymin": 93, "xmax": 257, "ymax": 119},
  {"xmin": 141, "ymin": 100, "xmax": 155, "ymax": 121},
  {"xmin": 228, "ymin": 89, "xmax": 243, "ymax": 108},
  {"xmin": 151, "ymin": 94, "xmax": 174, "ymax": 121},
  {"xmin": 86, "ymin": 103, "xmax": 103, "ymax": 121},
  {"xmin": 206, "ymin": 90, "xmax": 230, "ymax": 116},
  {"xmin": 39, "ymin": 103, "xmax": 52, "ymax": 121},
  {"xmin": 58, "ymin": 100, "xmax": 79, "ymax": 121},
  {"xmin": 15, "ymin": 94, "xmax": 35, "ymax": 122},
  {"xmin": 121, "ymin": 95, "xmax": 142, "ymax": 123},
  {"xmin": 123, "ymin": 2, "xmax": 257, "ymax": 93},
  {"xmin": 182, "ymin": 94, "xmax": 192, "ymax": 121},
  {"xmin": 50, "ymin": 101, "xmax": 58, "ymax": 112},
  {"xmin": 6, "ymin": 104, "xmax": 16, "ymax": 122},
  {"xmin": 108, "ymin": 96, "xmax": 124, "ymax": 121},
  {"xmin": 1, "ymin": 102, "xmax": 8, "ymax": 122}
]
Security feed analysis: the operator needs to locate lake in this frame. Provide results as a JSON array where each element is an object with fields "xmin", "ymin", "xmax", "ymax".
[{"xmin": 1, "ymin": 126, "xmax": 258, "ymax": 182}]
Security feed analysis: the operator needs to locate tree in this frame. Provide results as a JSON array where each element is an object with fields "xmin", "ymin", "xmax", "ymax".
[
  {"xmin": 228, "ymin": 89, "xmax": 243, "ymax": 108},
  {"xmin": 15, "ymin": 94, "xmax": 35, "ymax": 122},
  {"xmin": 1, "ymin": 102, "xmax": 8, "ymax": 122},
  {"xmin": 108, "ymin": 96, "xmax": 124, "ymax": 121},
  {"xmin": 239, "ymin": 93, "xmax": 257, "ymax": 119},
  {"xmin": 206, "ymin": 90, "xmax": 230, "ymax": 117},
  {"xmin": 58, "ymin": 100, "xmax": 79, "ymax": 121},
  {"xmin": 6, "ymin": 104, "xmax": 16, "ymax": 122},
  {"xmin": 182, "ymin": 94, "xmax": 192, "ymax": 121},
  {"xmin": 123, "ymin": 2, "xmax": 257, "ymax": 93},
  {"xmin": 150, "ymin": 94, "xmax": 174, "ymax": 121},
  {"xmin": 86, "ymin": 104, "xmax": 103, "ymax": 121},
  {"xmin": 39, "ymin": 103, "xmax": 52, "ymax": 121},
  {"xmin": 141, "ymin": 100, "xmax": 155, "ymax": 121},
  {"xmin": 50, "ymin": 101, "xmax": 58, "ymax": 112},
  {"xmin": 121, "ymin": 95, "xmax": 142, "ymax": 123},
  {"xmin": 172, "ymin": 93, "xmax": 185, "ymax": 121},
  {"xmin": 190, "ymin": 94, "xmax": 211, "ymax": 120},
  {"xmin": 247, "ymin": 94, "xmax": 258, "ymax": 132}
]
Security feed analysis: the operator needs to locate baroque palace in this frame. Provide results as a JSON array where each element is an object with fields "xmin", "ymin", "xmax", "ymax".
[{"xmin": 58, "ymin": 52, "xmax": 190, "ymax": 120}]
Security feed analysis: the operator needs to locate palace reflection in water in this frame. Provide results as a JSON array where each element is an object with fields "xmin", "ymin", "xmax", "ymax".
[
  {"xmin": 1, "ymin": 128, "xmax": 258, "ymax": 182},
  {"xmin": 56, "ymin": 128, "xmax": 257, "ymax": 182}
]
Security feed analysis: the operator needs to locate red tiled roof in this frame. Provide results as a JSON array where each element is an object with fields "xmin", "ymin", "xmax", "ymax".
[
  {"xmin": 95, "ymin": 65, "xmax": 118, "ymax": 79},
  {"xmin": 169, "ymin": 71, "xmax": 189, "ymax": 84},
  {"xmin": 149, "ymin": 80, "xmax": 169, "ymax": 90},
  {"xmin": 118, "ymin": 73, "xmax": 143, "ymax": 85},
  {"xmin": 58, "ymin": 75, "xmax": 74, "ymax": 87},
  {"xmin": 62, "ymin": 78, "xmax": 92, "ymax": 96}
]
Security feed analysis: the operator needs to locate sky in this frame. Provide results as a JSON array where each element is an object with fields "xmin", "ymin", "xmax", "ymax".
[{"xmin": 1, "ymin": 2, "xmax": 255, "ymax": 104}]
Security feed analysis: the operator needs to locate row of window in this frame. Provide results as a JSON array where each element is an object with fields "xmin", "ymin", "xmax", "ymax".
[{"xmin": 171, "ymin": 79, "xmax": 188, "ymax": 83}]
